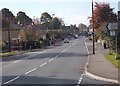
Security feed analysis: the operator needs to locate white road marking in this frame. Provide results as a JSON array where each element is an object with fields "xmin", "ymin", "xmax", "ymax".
[
  {"xmin": 3, "ymin": 76, "xmax": 20, "ymax": 84},
  {"xmin": 58, "ymin": 52, "xmax": 62, "ymax": 56},
  {"xmin": 3, "ymin": 40, "xmax": 77, "ymax": 84},
  {"xmin": 40, "ymin": 62, "xmax": 47, "ymax": 67},
  {"xmin": 62, "ymin": 49, "xmax": 66, "ymax": 53},
  {"xmin": 25, "ymin": 68, "xmax": 37, "ymax": 74},
  {"xmin": 54, "ymin": 55, "xmax": 59, "ymax": 58},
  {"xmin": 2, "ymin": 50, "xmax": 46, "ymax": 70},
  {"xmin": 48, "ymin": 58, "xmax": 54, "ymax": 62},
  {"xmin": 77, "ymin": 74, "xmax": 84, "ymax": 86}
]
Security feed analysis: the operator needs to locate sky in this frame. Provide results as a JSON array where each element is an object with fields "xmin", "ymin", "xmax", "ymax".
[{"xmin": 0, "ymin": 0, "xmax": 119, "ymax": 27}]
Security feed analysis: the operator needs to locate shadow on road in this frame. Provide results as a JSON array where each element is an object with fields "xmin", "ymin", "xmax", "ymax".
[
  {"xmin": 2, "ymin": 52, "xmax": 88, "ymax": 62},
  {"xmin": 2, "ymin": 75, "xmax": 119, "ymax": 86},
  {"xmin": 2, "ymin": 75, "xmax": 78, "ymax": 86}
]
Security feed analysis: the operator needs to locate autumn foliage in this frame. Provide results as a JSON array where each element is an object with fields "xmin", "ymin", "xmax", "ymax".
[{"xmin": 89, "ymin": 2, "xmax": 117, "ymax": 39}]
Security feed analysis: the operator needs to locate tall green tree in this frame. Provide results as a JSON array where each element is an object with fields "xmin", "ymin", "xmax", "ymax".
[
  {"xmin": 1, "ymin": 8, "xmax": 15, "ymax": 28},
  {"xmin": 16, "ymin": 11, "xmax": 32, "ymax": 25},
  {"xmin": 52, "ymin": 17, "xmax": 62, "ymax": 29},
  {"xmin": 40, "ymin": 12, "xmax": 52, "ymax": 24}
]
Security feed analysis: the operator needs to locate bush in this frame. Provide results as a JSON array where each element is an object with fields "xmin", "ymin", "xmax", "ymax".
[
  {"xmin": 43, "ymin": 39, "xmax": 50, "ymax": 46},
  {"xmin": 1, "ymin": 42, "xmax": 9, "ymax": 52},
  {"xmin": 26, "ymin": 41, "xmax": 36, "ymax": 49}
]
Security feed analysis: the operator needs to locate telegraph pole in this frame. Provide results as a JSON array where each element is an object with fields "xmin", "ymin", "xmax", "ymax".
[
  {"xmin": 92, "ymin": 0, "xmax": 95, "ymax": 54},
  {"xmin": 8, "ymin": 20, "xmax": 11, "ymax": 52},
  {"xmin": 52, "ymin": 14, "xmax": 55, "ymax": 46}
]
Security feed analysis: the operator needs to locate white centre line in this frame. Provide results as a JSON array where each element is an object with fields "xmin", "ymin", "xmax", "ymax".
[
  {"xmin": 25, "ymin": 68, "xmax": 37, "ymax": 75},
  {"xmin": 3, "ymin": 41, "xmax": 75, "ymax": 84},
  {"xmin": 40, "ymin": 62, "xmax": 47, "ymax": 67},
  {"xmin": 4, "ymin": 76, "xmax": 20, "ymax": 85},
  {"xmin": 48, "ymin": 58, "xmax": 54, "ymax": 62},
  {"xmin": 2, "ymin": 50, "xmax": 47, "ymax": 70}
]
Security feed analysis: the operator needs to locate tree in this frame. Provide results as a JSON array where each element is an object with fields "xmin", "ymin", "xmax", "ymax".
[
  {"xmin": 89, "ymin": 2, "xmax": 117, "ymax": 39},
  {"xmin": 88, "ymin": 2, "xmax": 117, "ymax": 52},
  {"xmin": 16, "ymin": 11, "xmax": 32, "ymax": 25},
  {"xmin": 52, "ymin": 17, "xmax": 62, "ymax": 29},
  {"xmin": 78, "ymin": 23, "xmax": 88, "ymax": 32},
  {"xmin": 19, "ymin": 26, "xmax": 37, "ymax": 42},
  {"xmin": 93, "ymin": 2, "xmax": 117, "ymax": 28},
  {"xmin": 1, "ymin": 8, "xmax": 15, "ymax": 28},
  {"xmin": 40, "ymin": 12, "xmax": 52, "ymax": 24},
  {"xmin": 46, "ymin": 33, "xmax": 51, "ymax": 40}
]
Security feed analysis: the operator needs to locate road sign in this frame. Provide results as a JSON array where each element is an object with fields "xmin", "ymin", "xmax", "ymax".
[
  {"xmin": 106, "ymin": 23, "xmax": 118, "ymax": 36},
  {"xmin": 107, "ymin": 23, "xmax": 117, "ymax": 30}
]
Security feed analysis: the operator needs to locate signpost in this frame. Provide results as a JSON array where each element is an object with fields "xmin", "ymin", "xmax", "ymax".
[{"xmin": 106, "ymin": 23, "xmax": 118, "ymax": 59}]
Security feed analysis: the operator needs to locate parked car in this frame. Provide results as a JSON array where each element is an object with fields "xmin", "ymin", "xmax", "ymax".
[
  {"xmin": 74, "ymin": 34, "xmax": 78, "ymax": 39},
  {"xmin": 64, "ymin": 38, "xmax": 69, "ymax": 43}
]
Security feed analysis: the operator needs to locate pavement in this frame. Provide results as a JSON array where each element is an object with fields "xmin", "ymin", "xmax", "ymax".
[{"xmin": 85, "ymin": 38, "xmax": 119, "ymax": 84}]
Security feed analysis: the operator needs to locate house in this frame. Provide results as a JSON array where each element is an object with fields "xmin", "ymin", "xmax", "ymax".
[{"xmin": 2, "ymin": 24, "xmax": 22, "ymax": 42}]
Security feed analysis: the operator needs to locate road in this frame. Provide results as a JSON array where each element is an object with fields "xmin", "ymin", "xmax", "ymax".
[{"xmin": 1, "ymin": 36, "xmax": 111, "ymax": 86}]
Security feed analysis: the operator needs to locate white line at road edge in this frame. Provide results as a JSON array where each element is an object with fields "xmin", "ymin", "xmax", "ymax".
[
  {"xmin": 3, "ymin": 76, "xmax": 20, "ymax": 84},
  {"xmin": 84, "ymin": 39, "xmax": 90, "ymax": 70}
]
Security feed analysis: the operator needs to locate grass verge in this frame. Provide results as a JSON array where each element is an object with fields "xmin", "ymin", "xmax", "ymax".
[
  {"xmin": 0, "ymin": 51, "xmax": 17, "ymax": 57},
  {"xmin": 105, "ymin": 53, "xmax": 120, "ymax": 69}
]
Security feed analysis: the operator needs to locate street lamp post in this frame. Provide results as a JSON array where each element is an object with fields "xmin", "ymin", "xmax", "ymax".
[
  {"xmin": 92, "ymin": 0, "xmax": 95, "ymax": 54},
  {"xmin": 118, "ymin": 10, "xmax": 120, "ymax": 55}
]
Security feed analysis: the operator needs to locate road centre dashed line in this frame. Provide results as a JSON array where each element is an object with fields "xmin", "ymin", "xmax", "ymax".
[
  {"xmin": 3, "ymin": 39, "xmax": 77, "ymax": 68},
  {"xmin": 3, "ymin": 76, "xmax": 20, "ymax": 85},
  {"xmin": 40, "ymin": 62, "xmax": 47, "ymax": 67},
  {"xmin": 3, "ymin": 40, "xmax": 77, "ymax": 84},
  {"xmin": 25, "ymin": 68, "xmax": 37, "ymax": 75},
  {"xmin": 5, "ymin": 40, "xmax": 76, "ymax": 69},
  {"xmin": 2, "ymin": 50, "xmax": 47, "ymax": 70},
  {"xmin": 48, "ymin": 58, "xmax": 54, "ymax": 62}
]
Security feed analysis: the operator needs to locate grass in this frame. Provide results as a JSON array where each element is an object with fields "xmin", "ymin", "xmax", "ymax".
[
  {"xmin": 105, "ymin": 53, "xmax": 120, "ymax": 69},
  {"xmin": 0, "ymin": 51, "xmax": 16, "ymax": 57}
]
